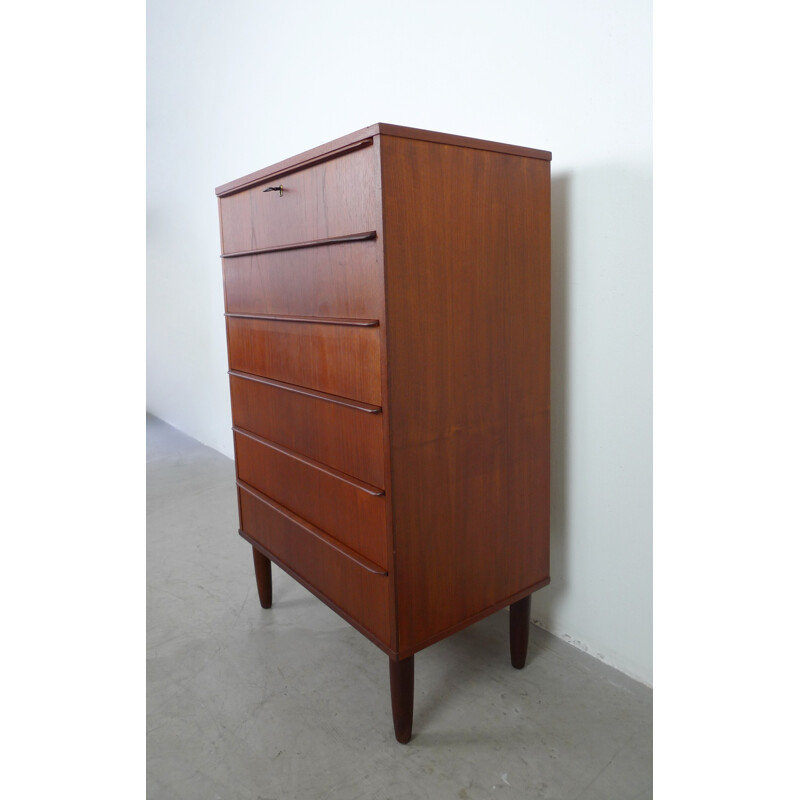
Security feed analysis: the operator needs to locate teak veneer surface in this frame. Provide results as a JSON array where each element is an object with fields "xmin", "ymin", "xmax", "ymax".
[
  {"xmin": 222, "ymin": 240, "xmax": 384, "ymax": 320},
  {"xmin": 238, "ymin": 485, "xmax": 391, "ymax": 645},
  {"xmin": 219, "ymin": 143, "xmax": 378, "ymax": 254},
  {"xmin": 234, "ymin": 429, "xmax": 388, "ymax": 570},
  {"xmin": 215, "ymin": 123, "xmax": 551, "ymax": 197},
  {"xmin": 217, "ymin": 124, "xmax": 551, "ymax": 742},
  {"xmin": 228, "ymin": 372, "xmax": 385, "ymax": 488},
  {"xmin": 380, "ymin": 134, "xmax": 551, "ymax": 651},
  {"xmin": 227, "ymin": 316, "xmax": 382, "ymax": 406}
]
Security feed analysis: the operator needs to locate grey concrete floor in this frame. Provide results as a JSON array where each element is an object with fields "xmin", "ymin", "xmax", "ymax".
[{"xmin": 147, "ymin": 415, "xmax": 652, "ymax": 800}]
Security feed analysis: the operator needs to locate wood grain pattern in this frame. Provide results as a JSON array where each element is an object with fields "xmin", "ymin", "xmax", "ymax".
[
  {"xmin": 216, "ymin": 130, "xmax": 379, "ymax": 196},
  {"xmin": 220, "ymin": 231, "xmax": 377, "ymax": 259},
  {"xmin": 379, "ymin": 134, "xmax": 551, "ymax": 653},
  {"xmin": 234, "ymin": 429, "xmax": 388, "ymax": 570},
  {"xmin": 229, "ymin": 372, "xmax": 385, "ymax": 488},
  {"xmin": 394, "ymin": 578, "xmax": 550, "ymax": 659},
  {"xmin": 227, "ymin": 316, "xmax": 382, "ymax": 405},
  {"xmin": 214, "ymin": 123, "xmax": 551, "ymax": 197},
  {"xmin": 238, "ymin": 481, "xmax": 385, "ymax": 573},
  {"xmin": 222, "ymin": 240, "xmax": 384, "ymax": 320},
  {"xmin": 219, "ymin": 144, "xmax": 378, "ymax": 254},
  {"xmin": 377, "ymin": 123, "xmax": 552, "ymax": 162},
  {"xmin": 218, "ymin": 125, "xmax": 551, "ymax": 740},
  {"xmin": 238, "ymin": 484, "xmax": 391, "ymax": 645}
]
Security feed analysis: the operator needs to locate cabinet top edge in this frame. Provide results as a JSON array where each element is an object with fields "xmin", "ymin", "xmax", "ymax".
[{"xmin": 214, "ymin": 123, "xmax": 552, "ymax": 196}]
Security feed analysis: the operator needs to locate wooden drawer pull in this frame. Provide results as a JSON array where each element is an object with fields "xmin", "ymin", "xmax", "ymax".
[
  {"xmin": 225, "ymin": 313, "xmax": 379, "ymax": 327},
  {"xmin": 229, "ymin": 370, "xmax": 382, "ymax": 413},
  {"xmin": 220, "ymin": 231, "xmax": 377, "ymax": 259},
  {"xmin": 233, "ymin": 426, "xmax": 385, "ymax": 496},
  {"xmin": 237, "ymin": 480, "xmax": 388, "ymax": 576}
]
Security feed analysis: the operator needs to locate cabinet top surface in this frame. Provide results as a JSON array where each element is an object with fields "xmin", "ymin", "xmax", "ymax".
[{"xmin": 215, "ymin": 123, "xmax": 552, "ymax": 197}]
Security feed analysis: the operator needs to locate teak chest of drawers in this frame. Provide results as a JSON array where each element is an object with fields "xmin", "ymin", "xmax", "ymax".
[{"xmin": 216, "ymin": 123, "xmax": 551, "ymax": 743}]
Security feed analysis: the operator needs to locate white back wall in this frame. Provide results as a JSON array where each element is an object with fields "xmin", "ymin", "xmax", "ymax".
[{"xmin": 147, "ymin": 0, "xmax": 652, "ymax": 684}]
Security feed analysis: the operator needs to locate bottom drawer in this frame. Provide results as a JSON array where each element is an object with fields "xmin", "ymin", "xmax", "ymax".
[{"xmin": 239, "ymin": 483, "xmax": 391, "ymax": 647}]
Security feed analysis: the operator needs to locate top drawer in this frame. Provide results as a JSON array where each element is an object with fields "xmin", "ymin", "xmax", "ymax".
[{"xmin": 219, "ymin": 143, "xmax": 379, "ymax": 255}]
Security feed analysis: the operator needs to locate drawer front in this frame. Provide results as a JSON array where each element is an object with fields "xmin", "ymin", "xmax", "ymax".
[
  {"xmin": 229, "ymin": 373, "xmax": 384, "ymax": 488},
  {"xmin": 239, "ymin": 485, "xmax": 390, "ymax": 645},
  {"xmin": 235, "ymin": 430, "xmax": 387, "ymax": 570},
  {"xmin": 227, "ymin": 317, "xmax": 382, "ymax": 405},
  {"xmin": 222, "ymin": 241, "xmax": 384, "ymax": 320},
  {"xmin": 219, "ymin": 144, "xmax": 378, "ymax": 254}
]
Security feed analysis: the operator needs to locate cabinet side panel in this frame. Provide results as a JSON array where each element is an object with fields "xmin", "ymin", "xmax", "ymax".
[{"xmin": 381, "ymin": 136, "xmax": 550, "ymax": 653}]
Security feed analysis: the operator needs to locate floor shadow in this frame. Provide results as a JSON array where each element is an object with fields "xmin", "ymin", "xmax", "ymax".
[
  {"xmin": 532, "ymin": 164, "xmax": 653, "ymax": 678},
  {"xmin": 413, "ymin": 610, "xmax": 546, "ymax": 731},
  {"xmin": 543, "ymin": 171, "xmax": 571, "ymax": 614}
]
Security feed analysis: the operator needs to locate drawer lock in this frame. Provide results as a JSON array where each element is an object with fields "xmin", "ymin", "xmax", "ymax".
[{"xmin": 263, "ymin": 184, "xmax": 284, "ymax": 197}]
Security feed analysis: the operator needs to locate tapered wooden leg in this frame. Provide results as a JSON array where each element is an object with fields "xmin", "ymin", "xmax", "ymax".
[
  {"xmin": 252, "ymin": 547, "xmax": 272, "ymax": 609},
  {"xmin": 389, "ymin": 655, "xmax": 414, "ymax": 744},
  {"xmin": 509, "ymin": 594, "xmax": 532, "ymax": 669}
]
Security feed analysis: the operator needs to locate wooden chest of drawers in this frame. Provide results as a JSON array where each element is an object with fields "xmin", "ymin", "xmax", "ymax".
[{"xmin": 216, "ymin": 123, "xmax": 551, "ymax": 742}]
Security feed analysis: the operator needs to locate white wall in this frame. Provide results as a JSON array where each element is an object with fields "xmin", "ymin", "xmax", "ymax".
[{"xmin": 147, "ymin": 0, "xmax": 652, "ymax": 684}]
